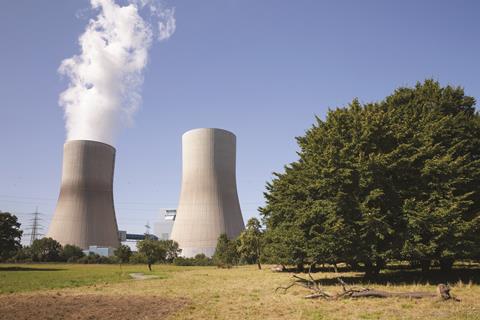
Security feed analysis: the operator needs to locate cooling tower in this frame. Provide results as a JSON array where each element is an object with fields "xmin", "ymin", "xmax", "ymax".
[
  {"xmin": 47, "ymin": 140, "xmax": 119, "ymax": 249},
  {"xmin": 170, "ymin": 128, "xmax": 245, "ymax": 257}
]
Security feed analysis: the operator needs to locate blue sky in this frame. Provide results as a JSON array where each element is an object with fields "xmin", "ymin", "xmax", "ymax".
[{"xmin": 1, "ymin": 0, "xmax": 479, "ymax": 240}]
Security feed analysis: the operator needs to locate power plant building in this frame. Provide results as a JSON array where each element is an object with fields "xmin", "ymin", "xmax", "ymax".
[
  {"xmin": 47, "ymin": 140, "xmax": 120, "ymax": 249},
  {"xmin": 154, "ymin": 208, "xmax": 177, "ymax": 240},
  {"xmin": 170, "ymin": 128, "xmax": 245, "ymax": 257}
]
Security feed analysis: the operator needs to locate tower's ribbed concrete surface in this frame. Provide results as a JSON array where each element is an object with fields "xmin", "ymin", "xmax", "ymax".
[
  {"xmin": 170, "ymin": 128, "xmax": 245, "ymax": 257},
  {"xmin": 47, "ymin": 140, "xmax": 119, "ymax": 249}
]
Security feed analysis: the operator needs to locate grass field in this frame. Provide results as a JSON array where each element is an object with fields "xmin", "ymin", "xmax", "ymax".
[{"xmin": 1, "ymin": 263, "xmax": 479, "ymax": 319}]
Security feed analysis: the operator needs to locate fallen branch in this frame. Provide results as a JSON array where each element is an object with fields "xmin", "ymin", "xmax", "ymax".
[{"xmin": 276, "ymin": 272, "xmax": 460, "ymax": 301}]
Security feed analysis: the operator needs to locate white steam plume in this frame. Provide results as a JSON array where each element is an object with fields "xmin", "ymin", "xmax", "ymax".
[{"xmin": 59, "ymin": 0, "xmax": 175, "ymax": 145}]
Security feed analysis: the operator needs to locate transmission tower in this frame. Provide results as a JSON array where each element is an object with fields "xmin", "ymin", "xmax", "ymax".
[
  {"xmin": 145, "ymin": 221, "xmax": 151, "ymax": 239},
  {"xmin": 24, "ymin": 207, "xmax": 44, "ymax": 245}
]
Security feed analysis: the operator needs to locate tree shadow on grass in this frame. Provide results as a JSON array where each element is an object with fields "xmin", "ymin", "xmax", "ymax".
[
  {"xmin": 314, "ymin": 267, "xmax": 480, "ymax": 286},
  {"xmin": 0, "ymin": 266, "xmax": 65, "ymax": 272}
]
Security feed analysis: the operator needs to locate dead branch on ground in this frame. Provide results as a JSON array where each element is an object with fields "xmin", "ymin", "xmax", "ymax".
[{"xmin": 275, "ymin": 261, "xmax": 460, "ymax": 301}]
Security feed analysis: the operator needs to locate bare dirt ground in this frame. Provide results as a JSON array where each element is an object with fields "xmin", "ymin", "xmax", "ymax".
[{"xmin": 0, "ymin": 294, "xmax": 188, "ymax": 320}]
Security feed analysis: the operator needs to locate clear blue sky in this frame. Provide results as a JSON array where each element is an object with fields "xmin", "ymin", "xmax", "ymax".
[{"xmin": 1, "ymin": 0, "xmax": 479, "ymax": 239}]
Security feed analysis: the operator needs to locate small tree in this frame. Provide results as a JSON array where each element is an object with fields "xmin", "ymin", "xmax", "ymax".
[
  {"xmin": 30, "ymin": 237, "xmax": 62, "ymax": 262},
  {"xmin": 0, "ymin": 212, "xmax": 23, "ymax": 261},
  {"xmin": 137, "ymin": 239, "xmax": 167, "ymax": 271},
  {"xmin": 213, "ymin": 233, "xmax": 239, "ymax": 267},
  {"xmin": 159, "ymin": 240, "xmax": 181, "ymax": 263},
  {"xmin": 114, "ymin": 244, "xmax": 132, "ymax": 264},
  {"xmin": 237, "ymin": 218, "xmax": 264, "ymax": 269},
  {"xmin": 61, "ymin": 244, "xmax": 85, "ymax": 262}
]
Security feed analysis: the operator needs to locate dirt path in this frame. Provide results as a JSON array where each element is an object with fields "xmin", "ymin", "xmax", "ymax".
[
  {"xmin": 0, "ymin": 294, "xmax": 187, "ymax": 320},
  {"xmin": 129, "ymin": 273, "xmax": 160, "ymax": 280}
]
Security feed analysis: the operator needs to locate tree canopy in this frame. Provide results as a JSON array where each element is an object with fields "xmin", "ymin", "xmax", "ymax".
[
  {"xmin": 237, "ymin": 218, "xmax": 264, "ymax": 269},
  {"xmin": 213, "ymin": 233, "xmax": 239, "ymax": 267},
  {"xmin": 114, "ymin": 244, "xmax": 132, "ymax": 264},
  {"xmin": 30, "ymin": 237, "xmax": 63, "ymax": 262},
  {"xmin": 0, "ymin": 212, "xmax": 23, "ymax": 261},
  {"xmin": 260, "ymin": 80, "xmax": 480, "ymax": 274}
]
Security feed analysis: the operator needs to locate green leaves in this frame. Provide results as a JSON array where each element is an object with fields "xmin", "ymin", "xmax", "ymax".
[
  {"xmin": 0, "ymin": 212, "xmax": 23, "ymax": 261},
  {"xmin": 261, "ymin": 80, "xmax": 480, "ymax": 271},
  {"xmin": 213, "ymin": 234, "xmax": 239, "ymax": 267}
]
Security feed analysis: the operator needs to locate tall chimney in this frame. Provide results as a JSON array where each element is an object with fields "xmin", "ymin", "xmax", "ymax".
[
  {"xmin": 170, "ymin": 128, "xmax": 245, "ymax": 257},
  {"xmin": 47, "ymin": 140, "xmax": 119, "ymax": 249}
]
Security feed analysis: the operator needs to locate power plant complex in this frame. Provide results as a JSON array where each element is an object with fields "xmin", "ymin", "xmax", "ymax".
[{"xmin": 47, "ymin": 128, "xmax": 245, "ymax": 257}]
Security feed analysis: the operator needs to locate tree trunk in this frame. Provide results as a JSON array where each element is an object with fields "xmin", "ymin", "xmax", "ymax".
[
  {"xmin": 420, "ymin": 260, "xmax": 430, "ymax": 273},
  {"xmin": 439, "ymin": 259, "xmax": 454, "ymax": 272},
  {"xmin": 148, "ymin": 263, "xmax": 152, "ymax": 271},
  {"xmin": 257, "ymin": 260, "xmax": 262, "ymax": 270},
  {"xmin": 297, "ymin": 263, "xmax": 304, "ymax": 273},
  {"xmin": 364, "ymin": 261, "xmax": 377, "ymax": 277},
  {"xmin": 374, "ymin": 258, "xmax": 385, "ymax": 275}
]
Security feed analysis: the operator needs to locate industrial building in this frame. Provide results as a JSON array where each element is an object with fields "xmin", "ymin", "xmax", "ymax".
[
  {"xmin": 47, "ymin": 140, "xmax": 120, "ymax": 249},
  {"xmin": 170, "ymin": 128, "xmax": 245, "ymax": 257},
  {"xmin": 154, "ymin": 208, "xmax": 177, "ymax": 240}
]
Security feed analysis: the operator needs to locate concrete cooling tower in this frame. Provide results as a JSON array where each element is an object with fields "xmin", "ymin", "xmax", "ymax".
[
  {"xmin": 170, "ymin": 128, "xmax": 245, "ymax": 257},
  {"xmin": 47, "ymin": 140, "xmax": 119, "ymax": 249}
]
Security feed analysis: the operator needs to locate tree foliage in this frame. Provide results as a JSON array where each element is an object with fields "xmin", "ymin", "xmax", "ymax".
[
  {"xmin": 30, "ymin": 237, "xmax": 63, "ymax": 262},
  {"xmin": 260, "ymin": 80, "xmax": 480, "ymax": 274},
  {"xmin": 237, "ymin": 218, "xmax": 264, "ymax": 269},
  {"xmin": 114, "ymin": 244, "xmax": 132, "ymax": 264},
  {"xmin": 0, "ymin": 212, "xmax": 23, "ymax": 261},
  {"xmin": 137, "ymin": 239, "xmax": 167, "ymax": 271},
  {"xmin": 213, "ymin": 233, "xmax": 239, "ymax": 267},
  {"xmin": 61, "ymin": 244, "xmax": 85, "ymax": 262},
  {"xmin": 159, "ymin": 240, "xmax": 182, "ymax": 263}
]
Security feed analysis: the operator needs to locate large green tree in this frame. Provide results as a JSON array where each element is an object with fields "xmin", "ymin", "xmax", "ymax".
[
  {"xmin": 260, "ymin": 80, "xmax": 480, "ymax": 274},
  {"xmin": 0, "ymin": 212, "xmax": 23, "ymax": 261}
]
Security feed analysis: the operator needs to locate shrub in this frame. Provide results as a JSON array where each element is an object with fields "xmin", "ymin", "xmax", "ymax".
[
  {"xmin": 61, "ymin": 244, "xmax": 85, "ymax": 262},
  {"xmin": 130, "ymin": 252, "xmax": 148, "ymax": 264},
  {"xmin": 173, "ymin": 254, "xmax": 214, "ymax": 266}
]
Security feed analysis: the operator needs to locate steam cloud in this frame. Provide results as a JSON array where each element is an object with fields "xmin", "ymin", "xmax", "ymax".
[{"xmin": 59, "ymin": 0, "xmax": 175, "ymax": 145}]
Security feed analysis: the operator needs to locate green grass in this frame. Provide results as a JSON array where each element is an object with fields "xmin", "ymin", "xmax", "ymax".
[
  {"xmin": 1, "ymin": 263, "xmax": 480, "ymax": 319},
  {"xmin": 0, "ymin": 264, "xmax": 173, "ymax": 294}
]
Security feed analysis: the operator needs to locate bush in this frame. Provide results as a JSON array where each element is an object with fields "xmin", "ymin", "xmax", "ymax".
[
  {"xmin": 76, "ymin": 253, "xmax": 116, "ymax": 264},
  {"xmin": 67, "ymin": 256, "xmax": 80, "ymax": 263},
  {"xmin": 11, "ymin": 246, "xmax": 32, "ymax": 262},
  {"xmin": 61, "ymin": 244, "xmax": 85, "ymax": 262},
  {"xmin": 173, "ymin": 254, "xmax": 214, "ymax": 266},
  {"xmin": 130, "ymin": 252, "xmax": 148, "ymax": 264},
  {"xmin": 77, "ymin": 253, "xmax": 102, "ymax": 264}
]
